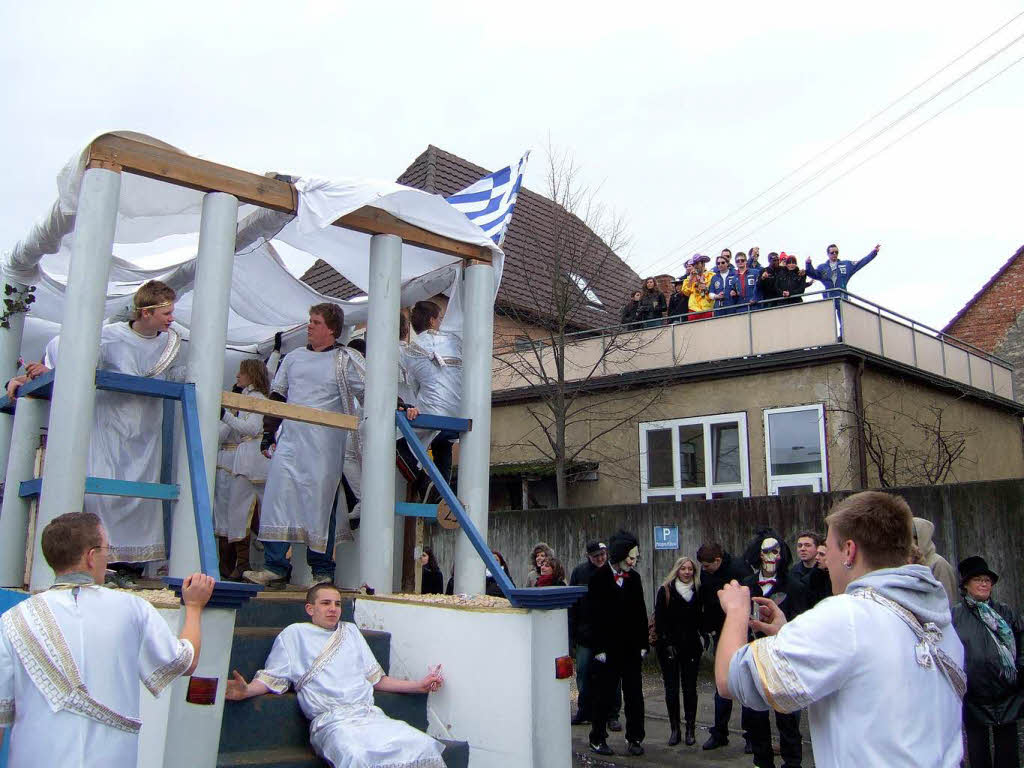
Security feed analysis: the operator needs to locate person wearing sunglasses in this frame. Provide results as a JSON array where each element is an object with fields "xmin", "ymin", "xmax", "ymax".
[
  {"xmin": 805, "ymin": 243, "xmax": 881, "ymax": 301},
  {"xmin": 708, "ymin": 255, "xmax": 738, "ymax": 317}
]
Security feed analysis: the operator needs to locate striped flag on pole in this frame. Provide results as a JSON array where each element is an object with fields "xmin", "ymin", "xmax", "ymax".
[{"xmin": 445, "ymin": 151, "xmax": 530, "ymax": 247}]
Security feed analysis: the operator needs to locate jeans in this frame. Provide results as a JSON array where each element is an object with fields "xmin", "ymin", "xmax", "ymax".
[
  {"xmin": 575, "ymin": 645, "xmax": 621, "ymax": 721},
  {"xmin": 744, "ymin": 706, "xmax": 803, "ymax": 768},
  {"xmin": 965, "ymin": 713, "xmax": 1019, "ymax": 768},
  {"xmin": 657, "ymin": 644, "xmax": 699, "ymax": 727},
  {"xmin": 262, "ymin": 488, "xmax": 338, "ymax": 579}
]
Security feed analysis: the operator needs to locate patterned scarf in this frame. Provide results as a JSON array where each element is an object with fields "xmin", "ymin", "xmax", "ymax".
[{"xmin": 965, "ymin": 595, "xmax": 1017, "ymax": 681}]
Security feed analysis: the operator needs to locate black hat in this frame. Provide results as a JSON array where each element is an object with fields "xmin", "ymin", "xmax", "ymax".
[
  {"xmin": 672, "ymin": 275, "xmax": 686, "ymax": 285},
  {"xmin": 958, "ymin": 555, "xmax": 999, "ymax": 587},
  {"xmin": 608, "ymin": 529, "xmax": 639, "ymax": 564},
  {"xmin": 585, "ymin": 540, "xmax": 607, "ymax": 555}
]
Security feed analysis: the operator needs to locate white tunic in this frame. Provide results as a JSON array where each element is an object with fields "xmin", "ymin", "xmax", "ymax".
[
  {"xmin": 46, "ymin": 323, "xmax": 184, "ymax": 562},
  {"xmin": 260, "ymin": 347, "xmax": 364, "ymax": 553},
  {"xmin": 403, "ymin": 331, "xmax": 462, "ymax": 452},
  {"xmin": 728, "ymin": 590, "xmax": 964, "ymax": 768},
  {"xmin": 0, "ymin": 585, "xmax": 193, "ymax": 768},
  {"xmin": 214, "ymin": 386, "xmax": 269, "ymax": 542},
  {"xmin": 255, "ymin": 622, "xmax": 444, "ymax": 768}
]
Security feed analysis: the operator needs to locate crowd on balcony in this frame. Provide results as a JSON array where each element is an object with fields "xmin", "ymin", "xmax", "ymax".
[{"xmin": 620, "ymin": 243, "xmax": 881, "ymax": 328}]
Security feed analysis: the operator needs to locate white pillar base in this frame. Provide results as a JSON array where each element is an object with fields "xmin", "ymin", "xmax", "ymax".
[{"xmin": 0, "ymin": 398, "xmax": 47, "ymax": 587}]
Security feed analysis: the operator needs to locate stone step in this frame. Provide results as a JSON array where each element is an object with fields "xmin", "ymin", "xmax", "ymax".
[
  {"xmin": 216, "ymin": 738, "xmax": 469, "ymax": 768},
  {"xmin": 233, "ymin": 593, "xmax": 355, "ymax": 628},
  {"xmin": 227, "ymin": 626, "xmax": 390, "ymax": 681},
  {"xmin": 219, "ymin": 690, "xmax": 427, "ymax": 752}
]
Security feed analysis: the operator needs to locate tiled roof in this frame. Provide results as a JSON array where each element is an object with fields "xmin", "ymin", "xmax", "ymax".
[
  {"xmin": 300, "ymin": 259, "xmax": 365, "ymax": 300},
  {"xmin": 943, "ymin": 244, "xmax": 1024, "ymax": 351},
  {"xmin": 301, "ymin": 145, "xmax": 641, "ymax": 330}
]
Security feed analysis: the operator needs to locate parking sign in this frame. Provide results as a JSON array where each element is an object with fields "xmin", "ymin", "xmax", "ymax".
[{"xmin": 654, "ymin": 525, "xmax": 679, "ymax": 550}]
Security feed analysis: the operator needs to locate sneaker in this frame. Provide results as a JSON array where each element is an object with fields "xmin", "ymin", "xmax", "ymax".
[
  {"xmin": 607, "ymin": 718, "xmax": 623, "ymax": 733},
  {"xmin": 243, "ymin": 569, "xmax": 287, "ymax": 588},
  {"xmin": 589, "ymin": 740, "xmax": 614, "ymax": 756},
  {"xmin": 626, "ymin": 741, "xmax": 644, "ymax": 756},
  {"xmin": 311, "ymin": 572, "xmax": 333, "ymax": 586}
]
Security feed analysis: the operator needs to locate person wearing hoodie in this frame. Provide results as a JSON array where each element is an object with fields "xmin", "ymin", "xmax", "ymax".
[
  {"xmin": 716, "ymin": 491, "xmax": 965, "ymax": 768},
  {"xmin": 912, "ymin": 517, "xmax": 958, "ymax": 608},
  {"xmin": 952, "ymin": 556, "xmax": 1023, "ymax": 768}
]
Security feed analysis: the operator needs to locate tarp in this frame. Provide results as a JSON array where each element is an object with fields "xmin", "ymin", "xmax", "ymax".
[{"xmin": 3, "ymin": 132, "xmax": 503, "ymax": 358}]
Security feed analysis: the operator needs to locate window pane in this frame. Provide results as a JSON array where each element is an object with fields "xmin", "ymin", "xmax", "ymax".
[
  {"xmin": 678, "ymin": 425, "xmax": 705, "ymax": 488},
  {"xmin": 646, "ymin": 429, "xmax": 673, "ymax": 487},
  {"xmin": 711, "ymin": 490, "xmax": 744, "ymax": 499},
  {"xmin": 777, "ymin": 484, "xmax": 815, "ymax": 496},
  {"xmin": 645, "ymin": 494, "xmax": 677, "ymax": 503},
  {"xmin": 710, "ymin": 422, "xmax": 741, "ymax": 484},
  {"xmin": 768, "ymin": 409, "xmax": 822, "ymax": 476}
]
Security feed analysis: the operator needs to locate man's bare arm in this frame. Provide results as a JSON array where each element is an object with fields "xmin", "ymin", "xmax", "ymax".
[
  {"xmin": 179, "ymin": 573, "xmax": 215, "ymax": 675},
  {"xmin": 714, "ymin": 580, "xmax": 753, "ymax": 698},
  {"xmin": 225, "ymin": 670, "xmax": 272, "ymax": 700},
  {"xmin": 373, "ymin": 664, "xmax": 443, "ymax": 695}
]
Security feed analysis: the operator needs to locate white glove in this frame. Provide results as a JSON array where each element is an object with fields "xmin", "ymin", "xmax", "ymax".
[
  {"xmin": 640, "ymin": 649, "xmax": 648, "ymax": 659},
  {"xmin": 595, "ymin": 652, "xmax": 607, "ymax": 663}
]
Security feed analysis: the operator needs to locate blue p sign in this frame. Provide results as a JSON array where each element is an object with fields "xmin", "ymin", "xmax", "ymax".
[{"xmin": 654, "ymin": 525, "xmax": 679, "ymax": 550}]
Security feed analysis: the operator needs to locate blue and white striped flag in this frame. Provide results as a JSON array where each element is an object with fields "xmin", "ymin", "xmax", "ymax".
[{"xmin": 445, "ymin": 151, "xmax": 530, "ymax": 247}]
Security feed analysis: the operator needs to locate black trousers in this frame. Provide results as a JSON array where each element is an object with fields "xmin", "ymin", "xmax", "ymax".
[
  {"xmin": 710, "ymin": 691, "xmax": 733, "ymax": 740},
  {"xmin": 965, "ymin": 712, "xmax": 1019, "ymax": 768},
  {"xmin": 743, "ymin": 706, "xmax": 802, "ymax": 768},
  {"xmin": 589, "ymin": 649, "xmax": 645, "ymax": 746},
  {"xmin": 657, "ymin": 644, "xmax": 699, "ymax": 728}
]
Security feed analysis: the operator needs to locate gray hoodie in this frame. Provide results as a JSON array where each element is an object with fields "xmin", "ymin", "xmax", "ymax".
[
  {"xmin": 848, "ymin": 564, "xmax": 953, "ymax": 630},
  {"xmin": 912, "ymin": 517, "xmax": 958, "ymax": 608}
]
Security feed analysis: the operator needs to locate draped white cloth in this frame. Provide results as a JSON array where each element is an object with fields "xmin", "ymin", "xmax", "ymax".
[
  {"xmin": 46, "ymin": 323, "xmax": 185, "ymax": 563},
  {"xmin": 0, "ymin": 585, "xmax": 193, "ymax": 768},
  {"xmin": 255, "ymin": 621, "xmax": 444, "ymax": 768},
  {"xmin": 214, "ymin": 386, "xmax": 269, "ymax": 542},
  {"xmin": 2, "ymin": 132, "xmax": 503, "ymax": 361}
]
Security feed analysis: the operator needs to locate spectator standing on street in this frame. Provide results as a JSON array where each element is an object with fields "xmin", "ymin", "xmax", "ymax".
[
  {"xmin": 419, "ymin": 547, "xmax": 444, "ymax": 595},
  {"xmin": 912, "ymin": 517, "xmax": 958, "ymax": 608},
  {"xmin": 525, "ymin": 543, "xmax": 555, "ymax": 587},
  {"xmin": 697, "ymin": 541, "xmax": 754, "ymax": 751},
  {"xmin": 638, "ymin": 277, "xmax": 667, "ymax": 327},
  {"xmin": 791, "ymin": 530, "xmax": 831, "ymax": 608},
  {"xmin": 536, "ymin": 557, "xmax": 566, "ymax": 587},
  {"xmin": 953, "ymin": 556, "xmax": 1023, "ymax": 768},
  {"xmin": 655, "ymin": 556, "xmax": 705, "ymax": 747}
]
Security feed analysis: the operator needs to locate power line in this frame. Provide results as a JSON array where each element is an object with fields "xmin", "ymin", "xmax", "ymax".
[
  {"xmin": 634, "ymin": 9, "xmax": 1024, "ymax": 276},
  {"xmin": 726, "ymin": 51, "xmax": 1024, "ymax": 248}
]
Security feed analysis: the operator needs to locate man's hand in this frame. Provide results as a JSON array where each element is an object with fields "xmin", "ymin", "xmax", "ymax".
[
  {"xmin": 25, "ymin": 362, "xmax": 49, "ymax": 379},
  {"xmin": 273, "ymin": 331, "xmax": 283, "ymax": 353},
  {"xmin": 181, "ymin": 573, "xmax": 216, "ymax": 608},
  {"xmin": 405, "ymin": 407, "xmax": 419, "ymax": 421},
  {"xmin": 419, "ymin": 664, "xmax": 444, "ymax": 693},
  {"xmin": 874, "ymin": 243, "xmax": 881, "ymax": 253},
  {"xmin": 226, "ymin": 670, "xmax": 252, "ymax": 700},
  {"xmin": 782, "ymin": 291, "xmax": 790, "ymax": 297},
  {"xmin": 594, "ymin": 652, "xmax": 607, "ymax": 663},
  {"xmin": 749, "ymin": 597, "xmax": 787, "ymax": 637},
  {"xmin": 5, "ymin": 375, "xmax": 28, "ymax": 399},
  {"xmin": 717, "ymin": 580, "xmax": 751, "ymax": 618},
  {"xmin": 261, "ymin": 433, "xmax": 276, "ymax": 459},
  {"xmin": 640, "ymin": 648, "xmax": 648, "ymax": 659}
]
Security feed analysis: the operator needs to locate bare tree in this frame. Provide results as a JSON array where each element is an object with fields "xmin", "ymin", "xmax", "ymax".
[
  {"xmin": 826, "ymin": 373, "xmax": 978, "ymax": 488},
  {"xmin": 493, "ymin": 143, "xmax": 667, "ymax": 506}
]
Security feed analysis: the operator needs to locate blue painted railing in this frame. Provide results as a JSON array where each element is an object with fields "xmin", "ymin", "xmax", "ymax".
[{"xmin": 395, "ymin": 412, "xmax": 586, "ymax": 610}]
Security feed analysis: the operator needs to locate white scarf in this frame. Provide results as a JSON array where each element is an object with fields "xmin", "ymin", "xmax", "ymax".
[{"xmin": 674, "ymin": 578, "xmax": 695, "ymax": 602}]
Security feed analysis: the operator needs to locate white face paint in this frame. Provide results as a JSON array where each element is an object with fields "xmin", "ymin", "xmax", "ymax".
[
  {"xmin": 620, "ymin": 545, "xmax": 640, "ymax": 572},
  {"xmin": 760, "ymin": 537, "xmax": 781, "ymax": 577}
]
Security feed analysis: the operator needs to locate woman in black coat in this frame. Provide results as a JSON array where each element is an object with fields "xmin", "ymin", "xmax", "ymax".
[
  {"xmin": 419, "ymin": 547, "xmax": 444, "ymax": 594},
  {"xmin": 952, "ymin": 556, "xmax": 1024, "ymax": 768},
  {"xmin": 637, "ymin": 278, "xmax": 667, "ymax": 327},
  {"xmin": 620, "ymin": 290, "xmax": 643, "ymax": 328},
  {"xmin": 655, "ymin": 556, "xmax": 704, "ymax": 747},
  {"xmin": 774, "ymin": 255, "xmax": 812, "ymax": 305}
]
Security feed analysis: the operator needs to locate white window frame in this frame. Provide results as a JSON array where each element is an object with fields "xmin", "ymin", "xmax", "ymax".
[
  {"xmin": 638, "ymin": 412, "xmax": 750, "ymax": 502},
  {"xmin": 567, "ymin": 272, "xmax": 603, "ymax": 306},
  {"xmin": 763, "ymin": 404, "xmax": 828, "ymax": 495}
]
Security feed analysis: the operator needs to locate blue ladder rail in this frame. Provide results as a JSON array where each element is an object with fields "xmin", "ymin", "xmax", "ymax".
[
  {"xmin": 3, "ymin": 368, "xmax": 222, "ymax": 581},
  {"xmin": 395, "ymin": 412, "xmax": 586, "ymax": 611}
]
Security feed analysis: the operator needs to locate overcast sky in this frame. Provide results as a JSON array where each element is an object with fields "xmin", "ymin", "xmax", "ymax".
[{"xmin": 2, "ymin": 1, "xmax": 1022, "ymax": 331}]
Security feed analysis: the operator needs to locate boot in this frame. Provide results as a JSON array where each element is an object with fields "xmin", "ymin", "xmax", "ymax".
[
  {"xmin": 217, "ymin": 536, "xmax": 234, "ymax": 579},
  {"xmin": 685, "ymin": 722, "xmax": 696, "ymax": 746},
  {"xmin": 229, "ymin": 536, "xmax": 251, "ymax": 581},
  {"xmin": 668, "ymin": 724, "xmax": 681, "ymax": 746}
]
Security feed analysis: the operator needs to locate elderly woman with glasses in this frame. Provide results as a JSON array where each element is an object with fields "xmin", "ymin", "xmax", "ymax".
[{"xmin": 953, "ymin": 556, "xmax": 1024, "ymax": 768}]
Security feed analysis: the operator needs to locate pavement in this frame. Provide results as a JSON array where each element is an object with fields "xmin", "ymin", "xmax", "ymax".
[{"xmin": 570, "ymin": 660, "xmax": 816, "ymax": 768}]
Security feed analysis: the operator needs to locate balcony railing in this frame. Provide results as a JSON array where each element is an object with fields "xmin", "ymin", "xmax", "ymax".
[{"xmin": 493, "ymin": 290, "xmax": 1015, "ymax": 401}]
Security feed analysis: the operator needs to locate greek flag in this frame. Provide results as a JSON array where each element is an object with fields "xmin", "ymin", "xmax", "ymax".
[{"xmin": 446, "ymin": 151, "xmax": 530, "ymax": 247}]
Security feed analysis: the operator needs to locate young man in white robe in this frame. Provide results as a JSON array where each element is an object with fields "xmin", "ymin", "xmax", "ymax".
[
  {"xmin": 6, "ymin": 280, "xmax": 185, "ymax": 587},
  {"xmin": 245, "ymin": 303, "xmax": 365, "ymax": 588},
  {"xmin": 225, "ymin": 583, "xmax": 446, "ymax": 768},
  {"xmin": 715, "ymin": 491, "xmax": 966, "ymax": 768},
  {"xmin": 0, "ymin": 512, "xmax": 215, "ymax": 767}
]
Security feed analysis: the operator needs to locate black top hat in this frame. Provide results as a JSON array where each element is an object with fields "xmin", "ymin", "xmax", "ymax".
[{"xmin": 957, "ymin": 555, "xmax": 999, "ymax": 587}]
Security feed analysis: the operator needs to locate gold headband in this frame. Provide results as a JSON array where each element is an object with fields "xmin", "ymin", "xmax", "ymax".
[{"xmin": 134, "ymin": 299, "xmax": 174, "ymax": 311}]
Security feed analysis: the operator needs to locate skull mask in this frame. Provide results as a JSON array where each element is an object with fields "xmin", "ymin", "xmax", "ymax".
[
  {"xmin": 619, "ymin": 546, "xmax": 640, "ymax": 573},
  {"xmin": 760, "ymin": 537, "xmax": 781, "ymax": 577}
]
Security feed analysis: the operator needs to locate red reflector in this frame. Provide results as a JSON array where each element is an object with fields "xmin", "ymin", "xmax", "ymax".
[
  {"xmin": 186, "ymin": 676, "xmax": 218, "ymax": 705},
  {"xmin": 555, "ymin": 655, "xmax": 574, "ymax": 680}
]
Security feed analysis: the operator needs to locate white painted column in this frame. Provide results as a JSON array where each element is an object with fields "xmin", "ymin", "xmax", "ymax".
[
  {"xmin": 0, "ymin": 278, "xmax": 29, "ymax": 474},
  {"xmin": 169, "ymin": 192, "xmax": 238, "ymax": 577},
  {"xmin": 455, "ymin": 262, "xmax": 494, "ymax": 595},
  {"xmin": 0, "ymin": 397, "xmax": 47, "ymax": 587},
  {"xmin": 358, "ymin": 234, "xmax": 401, "ymax": 594},
  {"xmin": 33, "ymin": 168, "xmax": 120, "ymax": 591}
]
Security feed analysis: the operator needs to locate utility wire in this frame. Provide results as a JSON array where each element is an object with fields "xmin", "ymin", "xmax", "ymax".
[
  {"xmin": 726, "ymin": 51, "xmax": 1024, "ymax": 248},
  {"xmin": 635, "ymin": 9, "xmax": 1024, "ymax": 276}
]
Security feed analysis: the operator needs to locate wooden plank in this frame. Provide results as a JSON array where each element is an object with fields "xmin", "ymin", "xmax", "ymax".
[
  {"xmin": 86, "ymin": 134, "xmax": 492, "ymax": 261},
  {"xmin": 221, "ymin": 391, "xmax": 358, "ymax": 431}
]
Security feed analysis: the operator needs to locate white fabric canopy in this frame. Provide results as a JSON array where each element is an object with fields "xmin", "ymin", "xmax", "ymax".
[{"xmin": 3, "ymin": 132, "xmax": 503, "ymax": 357}]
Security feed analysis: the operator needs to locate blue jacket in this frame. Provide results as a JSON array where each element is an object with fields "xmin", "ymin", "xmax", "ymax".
[
  {"xmin": 806, "ymin": 247, "xmax": 879, "ymax": 298},
  {"xmin": 733, "ymin": 267, "xmax": 763, "ymax": 308},
  {"xmin": 708, "ymin": 272, "xmax": 737, "ymax": 315}
]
